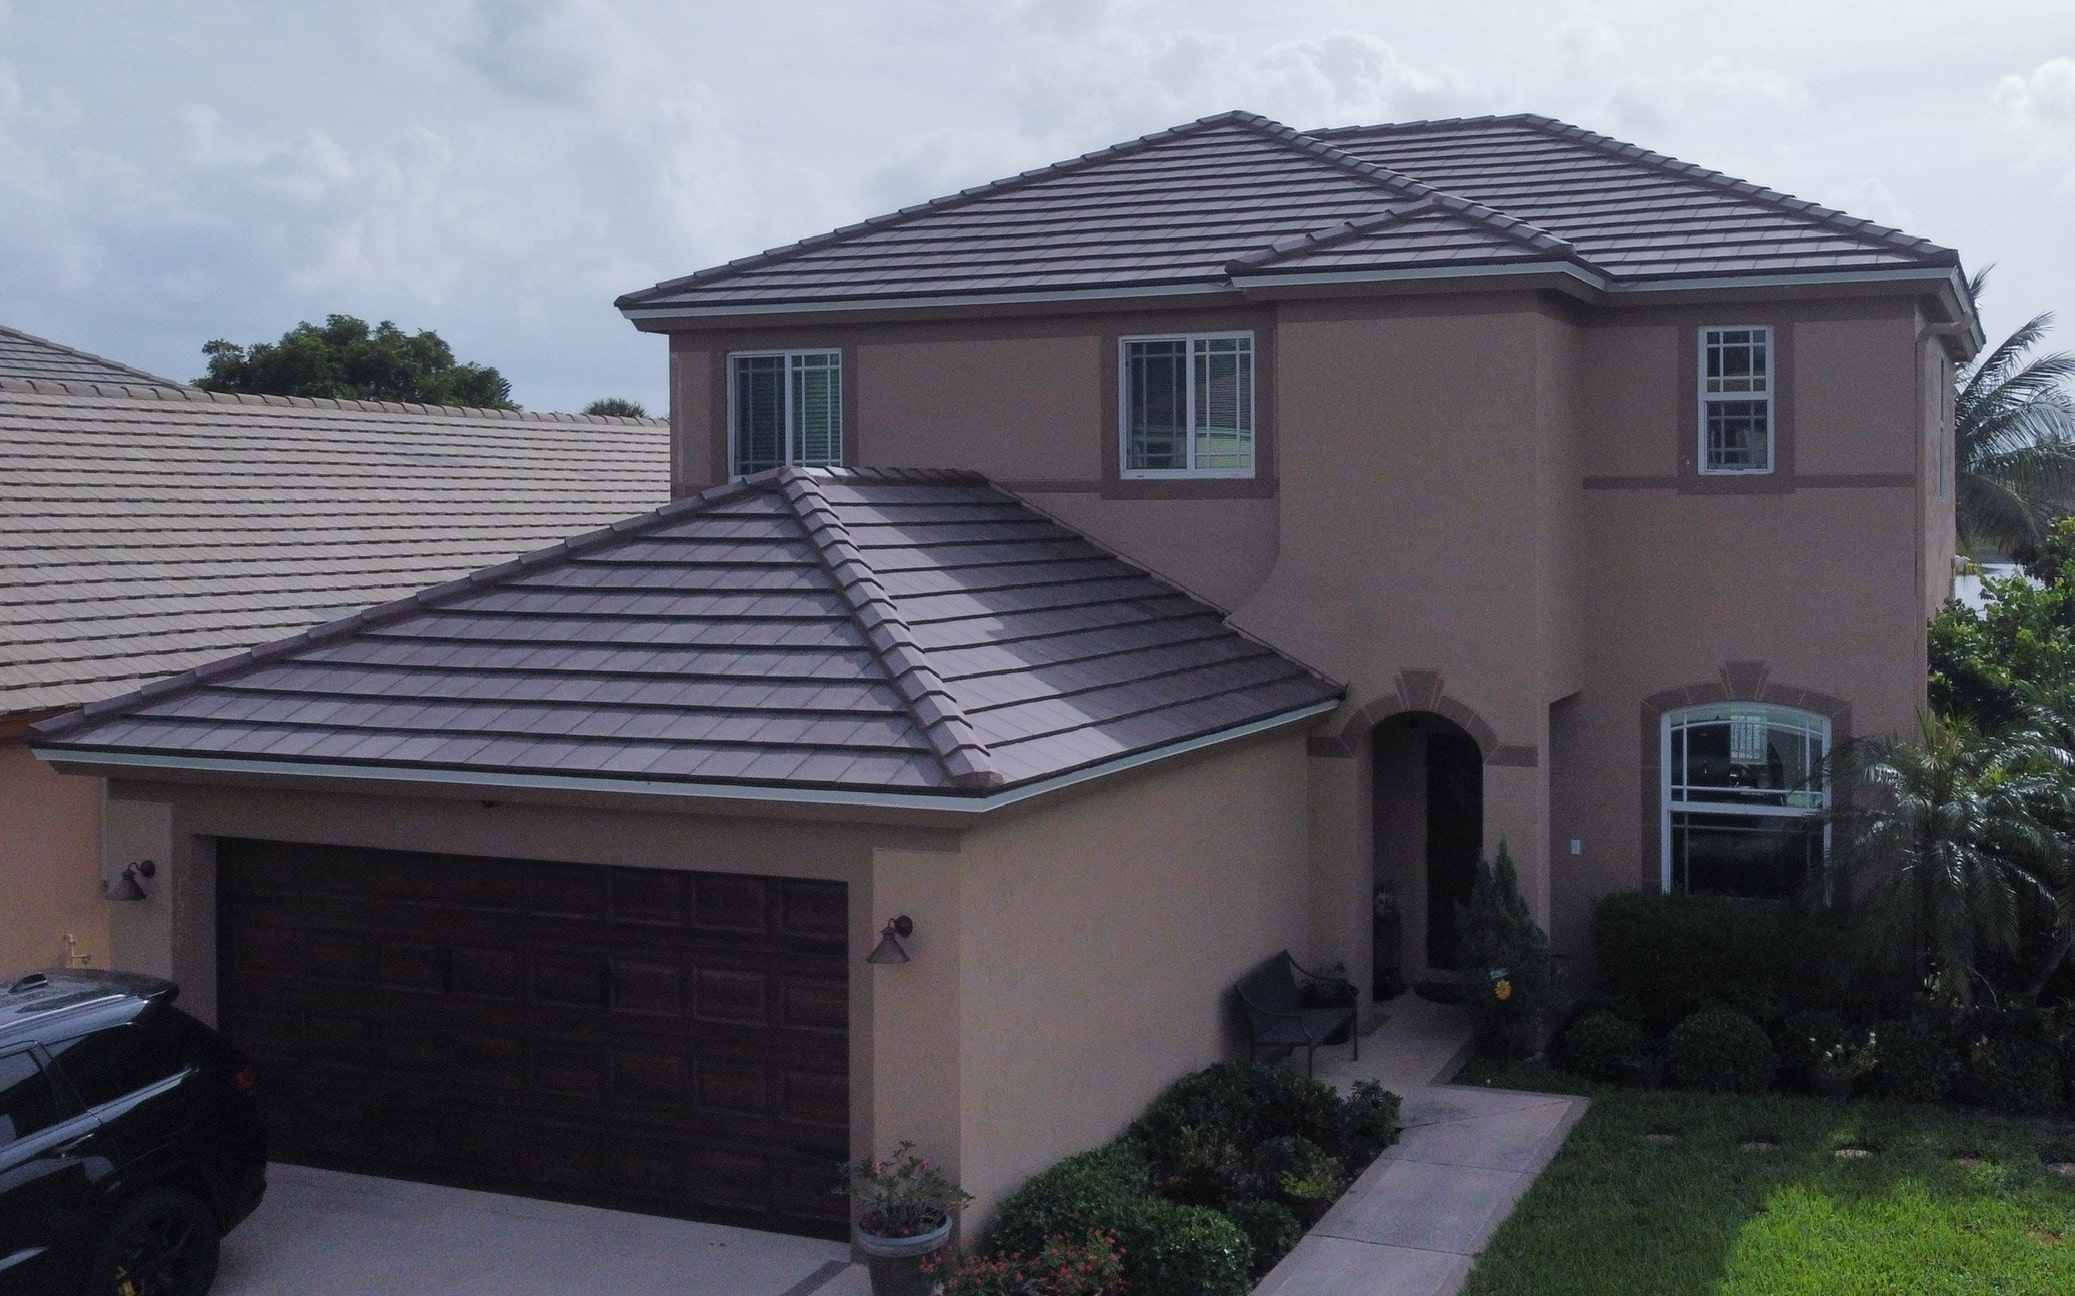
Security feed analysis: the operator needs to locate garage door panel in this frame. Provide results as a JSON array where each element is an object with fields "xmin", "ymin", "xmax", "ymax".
[{"xmin": 218, "ymin": 839, "xmax": 850, "ymax": 1238}]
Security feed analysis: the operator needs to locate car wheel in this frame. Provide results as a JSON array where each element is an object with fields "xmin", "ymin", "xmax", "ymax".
[{"xmin": 81, "ymin": 1188, "xmax": 221, "ymax": 1296}]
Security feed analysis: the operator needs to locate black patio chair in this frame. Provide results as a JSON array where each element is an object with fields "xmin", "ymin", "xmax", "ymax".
[{"xmin": 1235, "ymin": 950, "xmax": 1363, "ymax": 1077}]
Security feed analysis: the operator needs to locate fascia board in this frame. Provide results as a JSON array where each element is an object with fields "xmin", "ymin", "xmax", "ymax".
[
  {"xmin": 619, "ymin": 281, "xmax": 1233, "ymax": 322},
  {"xmin": 31, "ymin": 699, "xmax": 1341, "ymax": 819}
]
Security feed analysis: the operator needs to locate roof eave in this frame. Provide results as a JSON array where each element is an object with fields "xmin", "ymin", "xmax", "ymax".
[{"xmin": 32, "ymin": 698, "xmax": 1342, "ymax": 821}]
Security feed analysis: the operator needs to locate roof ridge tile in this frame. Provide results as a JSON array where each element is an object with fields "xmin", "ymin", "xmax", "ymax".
[
  {"xmin": 1228, "ymin": 115, "xmax": 1580, "ymax": 263},
  {"xmin": 0, "ymin": 376, "xmax": 667, "ymax": 425},
  {"xmin": 773, "ymin": 467, "xmax": 1004, "ymax": 790}
]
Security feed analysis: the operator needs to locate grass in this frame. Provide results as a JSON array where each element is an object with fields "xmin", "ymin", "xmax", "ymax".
[{"xmin": 1452, "ymin": 1058, "xmax": 2075, "ymax": 1295}]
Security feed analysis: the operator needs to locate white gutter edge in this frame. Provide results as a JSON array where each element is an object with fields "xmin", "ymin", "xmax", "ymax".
[
  {"xmin": 619, "ymin": 281, "xmax": 1233, "ymax": 321},
  {"xmin": 620, "ymin": 263, "xmax": 1966, "ymax": 323},
  {"xmin": 30, "ymin": 699, "xmax": 1342, "ymax": 817}
]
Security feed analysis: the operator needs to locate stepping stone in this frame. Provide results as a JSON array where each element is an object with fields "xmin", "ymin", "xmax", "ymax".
[
  {"xmin": 1739, "ymin": 1139, "xmax": 1779, "ymax": 1152},
  {"xmin": 2048, "ymin": 1162, "xmax": 2075, "ymax": 1177},
  {"xmin": 1835, "ymin": 1147, "xmax": 1873, "ymax": 1160},
  {"xmin": 1641, "ymin": 1132, "xmax": 1679, "ymax": 1145}
]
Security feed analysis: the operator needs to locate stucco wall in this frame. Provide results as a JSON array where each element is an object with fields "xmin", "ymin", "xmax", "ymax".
[
  {"xmin": 948, "ymin": 735, "xmax": 1313, "ymax": 1226},
  {"xmin": 0, "ymin": 738, "xmax": 106, "ymax": 972}
]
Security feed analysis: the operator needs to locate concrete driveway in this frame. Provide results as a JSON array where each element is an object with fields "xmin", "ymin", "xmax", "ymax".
[{"xmin": 216, "ymin": 1164, "xmax": 870, "ymax": 1296}]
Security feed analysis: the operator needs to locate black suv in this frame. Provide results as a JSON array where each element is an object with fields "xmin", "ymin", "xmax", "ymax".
[{"xmin": 1, "ymin": 970, "xmax": 265, "ymax": 1296}]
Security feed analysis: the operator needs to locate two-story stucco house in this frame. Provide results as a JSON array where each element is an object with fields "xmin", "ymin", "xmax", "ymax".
[{"xmin": 32, "ymin": 110, "xmax": 1978, "ymax": 1237}]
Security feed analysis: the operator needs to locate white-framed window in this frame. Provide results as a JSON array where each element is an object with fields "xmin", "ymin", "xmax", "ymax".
[
  {"xmin": 1699, "ymin": 326, "xmax": 1773, "ymax": 474},
  {"xmin": 729, "ymin": 349, "xmax": 841, "ymax": 477},
  {"xmin": 1120, "ymin": 332, "xmax": 1254, "ymax": 477},
  {"xmin": 1661, "ymin": 703, "xmax": 1828, "ymax": 898}
]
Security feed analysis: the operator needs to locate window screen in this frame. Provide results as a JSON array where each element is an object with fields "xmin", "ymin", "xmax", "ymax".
[
  {"xmin": 1123, "ymin": 333, "xmax": 1254, "ymax": 475},
  {"xmin": 730, "ymin": 351, "xmax": 842, "ymax": 476},
  {"xmin": 0, "ymin": 1049, "xmax": 64, "ymax": 1146}
]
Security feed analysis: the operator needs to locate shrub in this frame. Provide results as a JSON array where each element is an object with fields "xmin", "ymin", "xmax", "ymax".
[
  {"xmin": 1774, "ymin": 1009, "xmax": 1850, "ymax": 1081},
  {"xmin": 987, "ymin": 1144, "xmax": 1250, "ymax": 1296},
  {"xmin": 1664, "ymin": 1006, "xmax": 1777, "ymax": 1093},
  {"xmin": 1122, "ymin": 1198, "xmax": 1252, "ymax": 1296},
  {"xmin": 987, "ymin": 1143, "xmax": 1151, "ymax": 1259},
  {"xmin": 1592, "ymin": 892, "xmax": 1837, "ymax": 1035},
  {"xmin": 1133, "ymin": 1061, "xmax": 1396, "ymax": 1177},
  {"xmin": 1223, "ymin": 1198, "xmax": 1302, "ymax": 1277},
  {"xmin": 927, "ymin": 1229, "xmax": 1123, "ymax": 1296},
  {"xmin": 1871, "ymin": 1015, "xmax": 1958, "ymax": 1102},
  {"xmin": 1149, "ymin": 1124, "xmax": 1246, "ymax": 1206},
  {"xmin": 1456, "ymin": 841, "xmax": 1559, "ymax": 1056},
  {"xmin": 1558, "ymin": 1011, "xmax": 1653, "ymax": 1082},
  {"xmin": 1965, "ymin": 1027, "xmax": 2065, "ymax": 1115}
]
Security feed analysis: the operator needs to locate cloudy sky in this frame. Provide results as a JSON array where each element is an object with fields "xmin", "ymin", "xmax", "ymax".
[{"xmin": 2, "ymin": 1, "xmax": 2070, "ymax": 413}]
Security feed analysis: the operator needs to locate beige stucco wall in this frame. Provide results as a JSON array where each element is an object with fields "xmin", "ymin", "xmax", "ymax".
[
  {"xmin": 93, "ymin": 734, "xmax": 1311, "ymax": 1234},
  {"xmin": 663, "ymin": 287, "xmax": 1948, "ymax": 992},
  {"xmin": 950, "ymin": 734, "xmax": 1312, "ymax": 1226},
  {"xmin": 0, "ymin": 738, "xmax": 107, "ymax": 972}
]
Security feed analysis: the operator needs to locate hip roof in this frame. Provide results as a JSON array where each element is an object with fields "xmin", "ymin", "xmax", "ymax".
[{"xmin": 33, "ymin": 467, "xmax": 1343, "ymax": 804}]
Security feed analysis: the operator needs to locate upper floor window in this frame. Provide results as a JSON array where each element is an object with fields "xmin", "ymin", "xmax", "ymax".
[
  {"xmin": 729, "ymin": 349, "xmax": 841, "ymax": 477},
  {"xmin": 1700, "ymin": 326, "xmax": 1773, "ymax": 474},
  {"xmin": 1121, "ymin": 333, "xmax": 1254, "ymax": 477},
  {"xmin": 1662, "ymin": 703, "xmax": 1827, "ymax": 899}
]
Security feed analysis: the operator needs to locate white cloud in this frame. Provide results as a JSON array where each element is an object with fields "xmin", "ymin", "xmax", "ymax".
[{"xmin": 1998, "ymin": 56, "xmax": 2075, "ymax": 130}]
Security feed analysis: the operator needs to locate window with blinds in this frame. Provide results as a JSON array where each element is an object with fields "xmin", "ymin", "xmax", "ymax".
[
  {"xmin": 1121, "ymin": 333, "xmax": 1254, "ymax": 477},
  {"xmin": 729, "ymin": 350, "xmax": 842, "ymax": 477}
]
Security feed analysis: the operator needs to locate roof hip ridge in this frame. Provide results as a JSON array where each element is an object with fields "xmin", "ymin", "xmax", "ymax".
[
  {"xmin": 773, "ymin": 467, "xmax": 1003, "ymax": 791},
  {"xmin": 0, "ymin": 376, "xmax": 665, "ymax": 425},
  {"xmin": 1511, "ymin": 115, "xmax": 1955, "ymax": 261},
  {"xmin": 0, "ymin": 324, "xmax": 188, "ymax": 388},
  {"xmin": 1232, "ymin": 114, "xmax": 1576, "ymax": 260}
]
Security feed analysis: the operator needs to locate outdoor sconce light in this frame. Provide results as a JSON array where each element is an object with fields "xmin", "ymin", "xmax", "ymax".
[
  {"xmin": 866, "ymin": 915, "xmax": 914, "ymax": 965},
  {"xmin": 105, "ymin": 859, "xmax": 156, "ymax": 903}
]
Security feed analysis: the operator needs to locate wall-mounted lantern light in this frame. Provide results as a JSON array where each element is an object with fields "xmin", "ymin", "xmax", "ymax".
[
  {"xmin": 104, "ymin": 859, "xmax": 156, "ymax": 903},
  {"xmin": 866, "ymin": 915, "xmax": 914, "ymax": 965}
]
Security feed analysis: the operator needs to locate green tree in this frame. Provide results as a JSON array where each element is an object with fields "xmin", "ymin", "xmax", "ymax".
[
  {"xmin": 196, "ymin": 315, "xmax": 517, "ymax": 409},
  {"xmin": 1828, "ymin": 713, "xmax": 2072, "ymax": 1008},
  {"xmin": 1955, "ymin": 269, "xmax": 2075, "ymax": 559},
  {"xmin": 1455, "ymin": 841, "xmax": 1556, "ymax": 1056},
  {"xmin": 582, "ymin": 397, "xmax": 646, "ymax": 418},
  {"xmin": 1930, "ymin": 518, "xmax": 2075, "ymax": 730}
]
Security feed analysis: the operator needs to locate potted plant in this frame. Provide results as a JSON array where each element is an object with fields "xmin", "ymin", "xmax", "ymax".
[
  {"xmin": 837, "ymin": 1141, "xmax": 972, "ymax": 1296},
  {"xmin": 1811, "ymin": 1028, "xmax": 1879, "ymax": 1099}
]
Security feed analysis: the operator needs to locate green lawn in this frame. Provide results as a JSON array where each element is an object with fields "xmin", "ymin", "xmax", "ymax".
[{"xmin": 1453, "ymin": 1059, "xmax": 2075, "ymax": 1296}]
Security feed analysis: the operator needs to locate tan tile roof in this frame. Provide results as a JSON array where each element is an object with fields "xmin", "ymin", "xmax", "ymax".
[
  {"xmin": 0, "ymin": 324, "xmax": 187, "ymax": 388},
  {"xmin": 1, "ymin": 377, "xmax": 669, "ymax": 714},
  {"xmin": 35, "ymin": 468, "xmax": 1342, "ymax": 801}
]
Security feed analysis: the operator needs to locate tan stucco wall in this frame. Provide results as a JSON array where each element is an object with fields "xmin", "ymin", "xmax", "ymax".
[
  {"xmin": 664, "ymin": 288, "xmax": 1947, "ymax": 991},
  {"xmin": 0, "ymin": 739, "xmax": 107, "ymax": 972},
  {"xmin": 950, "ymin": 735, "xmax": 1312, "ymax": 1226}
]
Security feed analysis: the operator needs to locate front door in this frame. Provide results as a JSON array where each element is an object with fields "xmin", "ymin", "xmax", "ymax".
[{"xmin": 1424, "ymin": 732, "xmax": 1483, "ymax": 971}]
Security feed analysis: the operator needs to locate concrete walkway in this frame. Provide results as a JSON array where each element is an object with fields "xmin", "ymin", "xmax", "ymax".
[{"xmin": 1255, "ymin": 996, "xmax": 1588, "ymax": 1296}]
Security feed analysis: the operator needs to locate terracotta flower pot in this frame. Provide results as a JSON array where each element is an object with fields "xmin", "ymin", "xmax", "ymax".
[{"xmin": 855, "ymin": 1216, "xmax": 954, "ymax": 1296}]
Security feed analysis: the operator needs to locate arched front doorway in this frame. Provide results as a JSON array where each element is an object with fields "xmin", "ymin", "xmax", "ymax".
[{"xmin": 1371, "ymin": 711, "xmax": 1484, "ymax": 989}]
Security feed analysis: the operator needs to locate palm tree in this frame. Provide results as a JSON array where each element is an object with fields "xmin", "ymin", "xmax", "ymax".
[
  {"xmin": 1828, "ymin": 712, "xmax": 2072, "ymax": 1007},
  {"xmin": 1956, "ymin": 269, "xmax": 2075, "ymax": 559}
]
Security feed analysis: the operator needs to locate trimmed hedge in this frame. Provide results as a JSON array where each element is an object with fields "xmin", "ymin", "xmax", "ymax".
[
  {"xmin": 1591, "ymin": 892, "xmax": 1840, "ymax": 1034},
  {"xmin": 1665, "ymin": 1006, "xmax": 1777, "ymax": 1094},
  {"xmin": 1559, "ymin": 1011, "xmax": 1653, "ymax": 1082}
]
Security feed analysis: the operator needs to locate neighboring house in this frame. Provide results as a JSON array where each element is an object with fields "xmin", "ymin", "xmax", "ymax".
[
  {"xmin": 1, "ymin": 373, "xmax": 669, "ymax": 973},
  {"xmin": 33, "ymin": 111, "xmax": 1978, "ymax": 1236},
  {"xmin": 0, "ymin": 322, "xmax": 189, "ymax": 388}
]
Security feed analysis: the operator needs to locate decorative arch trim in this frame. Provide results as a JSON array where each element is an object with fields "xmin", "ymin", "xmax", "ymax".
[
  {"xmin": 1638, "ymin": 660, "xmax": 1852, "ymax": 889},
  {"xmin": 1306, "ymin": 668, "xmax": 1535, "ymax": 766}
]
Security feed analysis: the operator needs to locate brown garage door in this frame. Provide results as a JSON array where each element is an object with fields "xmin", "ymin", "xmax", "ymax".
[{"xmin": 216, "ymin": 839, "xmax": 851, "ymax": 1238}]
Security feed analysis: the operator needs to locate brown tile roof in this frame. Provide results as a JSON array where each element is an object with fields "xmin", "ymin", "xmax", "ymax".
[
  {"xmin": 0, "ymin": 324, "xmax": 187, "ymax": 388},
  {"xmin": 1, "ymin": 378, "xmax": 669, "ymax": 714},
  {"xmin": 33, "ymin": 467, "xmax": 1343, "ymax": 802},
  {"xmin": 617, "ymin": 111, "xmax": 1960, "ymax": 319}
]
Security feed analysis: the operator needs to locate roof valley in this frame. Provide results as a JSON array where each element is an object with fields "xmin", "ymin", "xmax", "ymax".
[{"xmin": 773, "ymin": 468, "xmax": 1004, "ymax": 790}]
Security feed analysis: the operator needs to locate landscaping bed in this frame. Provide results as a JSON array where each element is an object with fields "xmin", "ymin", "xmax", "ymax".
[
  {"xmin": 1450, "ymin": 1064, "xmax": 2075, "ymax": 1295},
  {"xmin": 934, "ymin": 1061, "xmax": 1401, "ymax": 1296}
]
